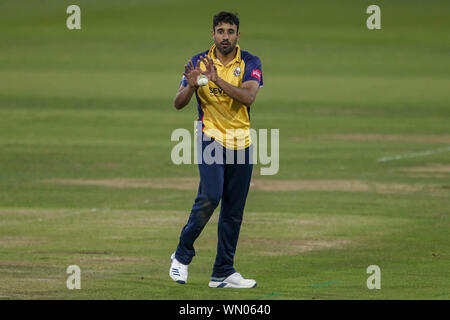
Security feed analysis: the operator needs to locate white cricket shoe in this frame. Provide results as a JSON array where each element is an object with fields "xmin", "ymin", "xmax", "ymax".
[
  {"xmin": 208, "ymin": 272, "xmax": 257, "ymax": 288},
  {"xmin": 169, "ymin": 253, "xmax": 188, "ymax": 284}
]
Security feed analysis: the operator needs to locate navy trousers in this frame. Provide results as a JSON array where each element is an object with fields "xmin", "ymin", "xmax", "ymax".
[{"xmin": 175, "ymin": 136, "xmax": 253, "ymax": 278}]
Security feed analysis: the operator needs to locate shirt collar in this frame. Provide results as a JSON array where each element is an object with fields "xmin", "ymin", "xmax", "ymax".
[{"xmin": 209, "ymin": 44, "xmax": 241, "ymax": 66}]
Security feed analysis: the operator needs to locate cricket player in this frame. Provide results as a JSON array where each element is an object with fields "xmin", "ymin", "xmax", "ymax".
[{"xmin": 170, "ymin": 11, "xmax": 263, "ymax": 288}]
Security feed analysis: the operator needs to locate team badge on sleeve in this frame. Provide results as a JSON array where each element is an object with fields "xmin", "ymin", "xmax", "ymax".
[{"xmin": 251, "ymin": 69, "xmax": 261, "ymax": 82}]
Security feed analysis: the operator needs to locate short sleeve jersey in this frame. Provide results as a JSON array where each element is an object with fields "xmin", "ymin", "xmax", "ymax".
[{"xmin": 181, "ymin": 44, "xmax": 263, "ymax": 150}]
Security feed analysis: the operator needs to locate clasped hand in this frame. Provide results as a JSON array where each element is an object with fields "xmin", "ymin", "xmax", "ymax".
[{"xmin": 183, "ymin": 56, "xmax": 218, "ymax": 88}]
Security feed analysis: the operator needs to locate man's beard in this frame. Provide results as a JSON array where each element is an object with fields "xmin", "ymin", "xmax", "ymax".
[{"xmin": 216, "ymin": 41, "xmax": 236, "ymax": 55}]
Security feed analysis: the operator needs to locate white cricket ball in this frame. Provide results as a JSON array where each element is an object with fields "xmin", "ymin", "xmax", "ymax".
[{"xmin": 197, "ymin": 74, "xmax": 209, "ymax": 86}]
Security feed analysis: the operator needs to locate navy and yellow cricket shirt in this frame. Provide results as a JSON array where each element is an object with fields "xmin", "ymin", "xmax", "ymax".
[{"xmin": 181, "ymin": 44, "xmax": 263, "ymax": 150}]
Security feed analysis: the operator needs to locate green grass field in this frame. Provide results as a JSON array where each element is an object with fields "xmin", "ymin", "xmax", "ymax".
[{"xmin": 0, "ymin": 0, "xmax": 449, "ymax": 299}]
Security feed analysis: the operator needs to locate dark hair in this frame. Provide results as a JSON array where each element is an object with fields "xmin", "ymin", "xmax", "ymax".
[{"xmin": 213, "ymin": 11, "xmax": 239, "ymax": 32}]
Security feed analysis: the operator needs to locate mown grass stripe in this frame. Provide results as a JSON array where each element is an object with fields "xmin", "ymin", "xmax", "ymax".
[
  {"xmin": 307, "ymin": 280, "xmax": 341, "ymax": 288},
  {"xmin": 248, "ymin": 293, "xmax": 282, "ymax": 300}
]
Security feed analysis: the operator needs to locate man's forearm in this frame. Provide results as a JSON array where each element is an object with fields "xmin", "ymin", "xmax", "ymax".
[
  {"xmin": 174, "ymin": 85, "xmax": 196, "ymax": 110},
  {"xmin": 214, "ymin": 78, "xmax": 256, "ymax": 107}
]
